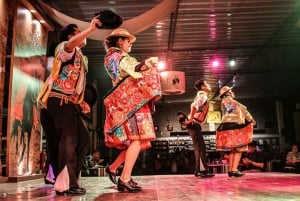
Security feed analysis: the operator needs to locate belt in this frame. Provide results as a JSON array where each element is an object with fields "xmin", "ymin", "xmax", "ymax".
[{"xmin": 49, "ymin": 91, "xmax": 73, "ymax": 105}]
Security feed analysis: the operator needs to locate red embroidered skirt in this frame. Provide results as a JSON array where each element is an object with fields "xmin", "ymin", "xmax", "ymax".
[
  {"xmin": 216, "ymin": 123, "xmax": 253, "ymax": 151},
  {"xmin": 103, "ymin": 68, "xmax": 161, "ymax": 150}
]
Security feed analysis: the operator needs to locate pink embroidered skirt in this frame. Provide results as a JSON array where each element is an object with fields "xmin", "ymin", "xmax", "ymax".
[{"xmin": 103, "ymin": 68, "xmax": 161, "ymax": 150}]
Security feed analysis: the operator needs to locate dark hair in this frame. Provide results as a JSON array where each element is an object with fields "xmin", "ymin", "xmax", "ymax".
[
  {"xmin": 59, "ymin": 24, "xmax": 78, "ymax": 42},
  {"xmin": 105, "ymin": 36, "xmax": 127, "ymax": 49},
  {"xmin": 194, "ymin": 79, "xmax": 205, "ymax": 91}
]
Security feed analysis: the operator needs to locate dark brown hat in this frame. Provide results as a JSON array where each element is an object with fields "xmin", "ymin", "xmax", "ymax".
[
  {"xmin": 95, "ymin": 10, "xmax": 123, "ymax": 29},
  {"xmin": 177, "ymin": 111, "xmax": 188, "ymax": 124}
]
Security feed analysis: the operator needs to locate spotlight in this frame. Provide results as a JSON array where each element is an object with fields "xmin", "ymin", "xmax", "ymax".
[
  {"xmin": 157, "ymin": 61, "xmax": 165, "ymax": 71},
  {"xmin": 212, "ymin": 59, "xmax": 219, "ymax": 68},
  {"xmin": 228, "ymin": 57, "xmax": 236, "ymax": 67}
]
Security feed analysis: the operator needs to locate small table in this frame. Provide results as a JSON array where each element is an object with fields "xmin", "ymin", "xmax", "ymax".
[{"xmin": 88, "ymin": 166, "xmax": 108, "ymax": 176}]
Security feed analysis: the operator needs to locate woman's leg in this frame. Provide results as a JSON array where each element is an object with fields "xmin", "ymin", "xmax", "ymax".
[
  {"xmin": 109, "ymin": 150, "xmax": 126, "ymax": 173},
  {"xmin": 232, "ymin": 152, "xmax": 242, "ymax": 172},
  {"xmin": 228, "ymin": 152, "xmax": 234, "ymax": 172},
  {"xmin": 120, "ymin": 140, "xmax": 141, "ymax": 182}
]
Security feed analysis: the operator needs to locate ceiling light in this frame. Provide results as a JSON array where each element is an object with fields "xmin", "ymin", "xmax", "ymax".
[
  {"xmin": 228, "ymin": 57, "xmax": 236, "ymax": 67},
  {"xmin": 157, "ymin": 61, "xmax": 165, "ymax": 71},
  {"xmin": 229, "ymin": 59, "xmax": 236, "ymax": 67},
  {"xmin": 211, "ymin": 59, "xmax": 219, "ymax": 68}
]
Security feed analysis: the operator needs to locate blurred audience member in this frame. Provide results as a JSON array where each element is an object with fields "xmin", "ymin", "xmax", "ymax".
[
  {"xmin": 286, "ymin": 144, "xmax": 300, "ymax": 173},
  {"xmin": 241, "ymin": 141, "xmax": 266, "ymax": 172},
  {"xmin": 89, "ymin": 150, "xmax": 105, "ymax": 168}
]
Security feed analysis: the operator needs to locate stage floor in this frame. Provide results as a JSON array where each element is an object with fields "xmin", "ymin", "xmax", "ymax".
[{"xmin": 0, "ymin": 172, "xmax": 299, "ymax": 200}]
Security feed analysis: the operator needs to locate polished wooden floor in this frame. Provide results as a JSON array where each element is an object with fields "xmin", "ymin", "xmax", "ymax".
[{"xmin": 0, "ymin": 172, "xmax": 299, "ymax": 201}]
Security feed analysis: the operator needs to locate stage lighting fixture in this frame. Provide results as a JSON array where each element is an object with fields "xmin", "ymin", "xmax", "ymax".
[
  {"xmin": 212, "ymin": 59, "xmax": 219, "ymax": 67},
  {"xmin": 229, "ymin": 59, "xmax": 236, "ymax": 67}
]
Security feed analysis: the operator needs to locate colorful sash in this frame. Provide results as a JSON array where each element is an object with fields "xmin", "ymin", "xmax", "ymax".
[
  {"xmin": 193, "ymin": 101, "xmax": 209, "ymax": 123},
  {"xmin": 104, "ymin": 67, "xmax": 161, "ymax": 135}
]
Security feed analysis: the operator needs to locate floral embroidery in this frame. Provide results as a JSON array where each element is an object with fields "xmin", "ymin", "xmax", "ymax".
[{"xmin": 224, "ymin": 102, "xmax": 236, "ymax": 114}]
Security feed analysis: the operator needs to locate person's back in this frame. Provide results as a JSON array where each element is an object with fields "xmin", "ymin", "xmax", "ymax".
[{"xmin": 241, "ymin": 142, "xmax": 266, "ymax": 172}]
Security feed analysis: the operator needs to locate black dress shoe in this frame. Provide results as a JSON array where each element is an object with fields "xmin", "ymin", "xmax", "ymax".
[
  {"xmin": 229, "ymin": 171, "xmax": 245, "ymax": 177},
  {"xmin": 117, "ymin": 179, "xmax": 141, "ymax": 193},
  {"xmin": 202, "ymin": 172, "xmax": 215, "ymax": 178},
  {"xmin": 56, "ymin": 187, "xmax": 86, "ymax": 196},
  {"xmin": 208, "ymin": 172, "xmax": 215, "ymax": 177},
  {"xmin": 194, "ymin": 171, "xmax": 202, "ymax": 177},
  {"xmin": 199, "ymin": 171, "xmax": 215, "ymax": 178},
  {"xmin": 129, "ymin": 178, "xmax": 140, "ymax": 188},
  {"xmin": 105, "ymin": 167, "xmax": 117, "ymax": 184}
]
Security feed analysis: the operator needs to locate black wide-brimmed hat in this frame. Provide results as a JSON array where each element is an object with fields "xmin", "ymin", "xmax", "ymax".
[
  {"xmin": 177, "ymin": 111, "xmax": 188, "ymax": 124},
  {"xmin": 95, "ymin": 10, "xmax": 123, "ymax": 29}
]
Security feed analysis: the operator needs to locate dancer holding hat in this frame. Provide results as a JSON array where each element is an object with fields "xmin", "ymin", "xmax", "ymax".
[{"xmin": 38, "ymin": 11, "xmax": 123, "ymax": 195}]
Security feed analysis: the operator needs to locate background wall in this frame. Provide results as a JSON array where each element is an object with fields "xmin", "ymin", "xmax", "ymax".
[
  {"xmin": 0, "ymin": 0, "xmax": 10, "ymax": 177},
  {"xmin": 7, "ymin": 2, "xmax": 48, "ymax": 176}
]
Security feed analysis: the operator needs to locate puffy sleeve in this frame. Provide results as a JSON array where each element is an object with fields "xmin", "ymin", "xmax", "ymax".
[
  {"xmin": 244, "ymin": 108, "xmax": 254, "ymax": 122},
  {"xmin": 119, "ymin": 55, "xmax": 143, "ymax": 79},
  {"xmin": 191, "ymin": 91, "xmax": 207, "ymax": 110},
  {"xmin": 239, "ymin": 102, "xmax": 254, "ymax": 122},
  {"xmin": 56, "ymin": 42, "xmax": 75, "ymax": 62}
]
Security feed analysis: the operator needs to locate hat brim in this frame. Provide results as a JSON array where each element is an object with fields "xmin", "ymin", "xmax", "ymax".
[
  {"xmin": 106, "ymin": 34, "xmax": 136, "ymax": 43},
  {"xmin": 177, "ymin": 111, "xmax": 187, "ymax": 116},
  {"xmin": 177, "ymin": 112, "xmax": 188, "ymax": 124},
  {"xmin": 219, "ymin": 87, "xmax": 232, "ymax": 98}
]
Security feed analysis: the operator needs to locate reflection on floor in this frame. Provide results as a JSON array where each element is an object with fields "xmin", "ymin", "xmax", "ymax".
[{"xmin": 0, "ymin": 172, "xmax": 300, "ymax": 201}]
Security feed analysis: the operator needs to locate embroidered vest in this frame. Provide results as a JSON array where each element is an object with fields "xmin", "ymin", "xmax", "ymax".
[{"xmin": 193, "ymin": 100, "xmax": 209, "ymax": 123}]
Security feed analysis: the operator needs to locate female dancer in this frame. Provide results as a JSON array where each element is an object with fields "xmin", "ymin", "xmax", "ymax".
[
  {"xmin": 103, "ymin": 28, "xmax": 161, "ymax": 192},
  {"xmin": 216, "ymin": 86, "xmax": 256, "ymax": 177}
]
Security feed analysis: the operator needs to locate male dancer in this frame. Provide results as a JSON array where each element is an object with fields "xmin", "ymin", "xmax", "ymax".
[{"xmin": 178, "ymin": 79, "xmax": 214, "ymax": 178}]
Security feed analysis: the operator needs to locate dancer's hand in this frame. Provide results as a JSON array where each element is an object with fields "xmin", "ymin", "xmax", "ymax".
[
  {"xmin": 145, "ymin": 57, "xmax": 158, "ymax": 68},
  {"xmin": 90, "ymin": 15, "xmax": 102, "ymax": 31}
]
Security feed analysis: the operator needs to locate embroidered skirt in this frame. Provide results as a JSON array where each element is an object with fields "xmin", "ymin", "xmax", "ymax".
[
  {"xmin": 103, "ymin": 68, "xmax": 161, "ymax": 150},
  {"xmin": 216, "ymin": 122, "xmax": 253, "ymax": 152}
]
